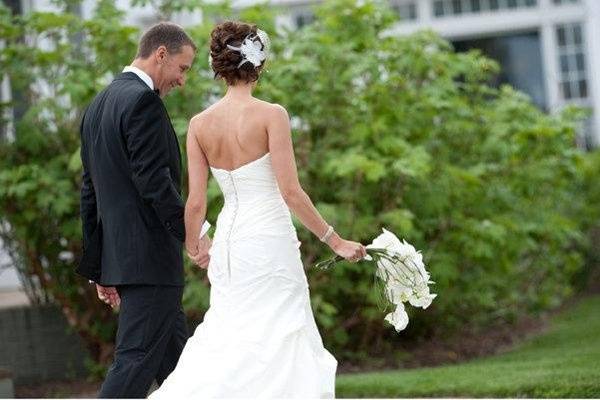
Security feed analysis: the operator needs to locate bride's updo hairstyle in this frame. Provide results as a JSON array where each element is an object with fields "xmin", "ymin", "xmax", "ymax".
[{"xmin": 209, "ymin": 21, "xmax": 267, "ymax": 85}]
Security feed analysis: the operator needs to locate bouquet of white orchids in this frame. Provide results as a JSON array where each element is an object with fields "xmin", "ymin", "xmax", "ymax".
[{"xmin": 316, "ymin": 228, "xmax": 436, "ymax": 332}]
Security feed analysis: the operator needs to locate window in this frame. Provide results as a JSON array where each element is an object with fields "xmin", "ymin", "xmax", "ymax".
[
  {"xmin": 293, "ymin": 10, "xmax": 314, "ymax": 29},
  {"xmin": 432, "ymin": 0, "xmax": 537, "ymax": 17},
  {"xmin": 453, "ymin": 31, "xmax": 547, "ymax": 110},
  {"xmin": 390, "ymin": 1, "xmax": 418, "ymax": 21},
  {"xmin": 552, "ymin": 0, "xmax": 579, "ymax": 5},
  {"xmin": 556, "ymin": 23, "xmax": 588, "ymax": 100},
  {"xmin": 1, "ymin": 0, "xmax": 21, "ymax": 15}
]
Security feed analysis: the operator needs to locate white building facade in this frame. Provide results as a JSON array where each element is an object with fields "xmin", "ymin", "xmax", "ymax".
[{"xmin": 266, "ymin": 0, "xmax": 600, "ymax": 148}]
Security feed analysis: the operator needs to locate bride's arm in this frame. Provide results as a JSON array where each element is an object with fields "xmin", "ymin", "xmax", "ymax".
[
  {"xmin": 267, "ymin": 104, "xmax": 366, "ymax": 261},
  {"xmin": 184, "ymin": 116, "xmax": 211, "ymax": 264}
]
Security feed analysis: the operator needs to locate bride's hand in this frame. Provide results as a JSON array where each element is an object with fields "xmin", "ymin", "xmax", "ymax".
[
  {"xmin": 186, "ymin": 235, "xmax": 212, "ymax": 269},
  {"xmin": 327, "ymin": 233, "xmax": 367, "ymax": 263}
]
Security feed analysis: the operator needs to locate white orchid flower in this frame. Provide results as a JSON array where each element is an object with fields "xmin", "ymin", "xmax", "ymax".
[
  {"xmin": 408, "ymin": 292, "xmax": 437, "ymax": 309},
  {"xmin": 384, "ymin": 303, "xmax": 409, "ymax": 332}
]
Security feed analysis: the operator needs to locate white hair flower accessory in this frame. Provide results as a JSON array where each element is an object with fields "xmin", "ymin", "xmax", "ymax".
[{"xmin": 226, "ymin": 29, "xmax": 270, "ymax": 68}]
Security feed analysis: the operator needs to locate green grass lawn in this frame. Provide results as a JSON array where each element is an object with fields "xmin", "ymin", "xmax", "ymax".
[{"xmin": 337, "ymin": 295, "xmax": 600, "ymax": 398}]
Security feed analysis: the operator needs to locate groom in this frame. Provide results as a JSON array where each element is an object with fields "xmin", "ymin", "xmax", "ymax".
[{"xmin": 78, "ymin": 22, "xmax": 211, "ymax": 398}]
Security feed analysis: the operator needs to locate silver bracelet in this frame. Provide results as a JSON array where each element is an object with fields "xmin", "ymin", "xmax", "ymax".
[{"xmin": 319, "ymin": 225, "xmax": 334, "ymax": 243}]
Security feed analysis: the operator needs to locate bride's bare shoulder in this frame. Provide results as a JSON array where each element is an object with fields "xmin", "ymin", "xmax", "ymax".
[
  {"xmin": 188, "ymin": 105, "xmax": 218, "ymax": 133},
  {"xmin": 253, "ymin": 98, "xmax": 289, "ymax": 121}
]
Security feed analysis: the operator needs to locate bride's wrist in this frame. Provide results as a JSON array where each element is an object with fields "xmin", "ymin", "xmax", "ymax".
[{"xmin": 327, "ymin": 232, "xmax": 342, "ymax": 251}]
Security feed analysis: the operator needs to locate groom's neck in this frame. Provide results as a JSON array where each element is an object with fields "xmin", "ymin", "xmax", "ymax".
[{"xmin": 130, "ymin": 58, "xmax": 159, "ymax": 87}]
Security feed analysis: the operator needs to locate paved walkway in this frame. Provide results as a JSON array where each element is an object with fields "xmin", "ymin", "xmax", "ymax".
[{"xmin": 0, "ymin": 289, "xmax": 30, "ymax": 309}]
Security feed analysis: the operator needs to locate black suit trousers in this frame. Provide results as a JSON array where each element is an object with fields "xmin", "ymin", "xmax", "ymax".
[{"xmin": 98, "ymin": 285, "xmax": 188, "ymax": 398}]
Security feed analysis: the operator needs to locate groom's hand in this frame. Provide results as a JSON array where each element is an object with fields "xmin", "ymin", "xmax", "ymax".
[
  {"xmin": 196, "ymin": 234, "xmax": 211, "ymax": 269},
  {"xmin": 96, "ymin": 284, "xmax": 120, "ymax": 309},
  {"xmin": 186, "ymin": 235, "xmax": 211, "ymax": 269}
]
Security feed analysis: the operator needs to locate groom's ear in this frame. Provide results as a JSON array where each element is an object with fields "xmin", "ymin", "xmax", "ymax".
[{"xmin": 155, "ymin": 45, "xmax": 168, "ymax": 64}]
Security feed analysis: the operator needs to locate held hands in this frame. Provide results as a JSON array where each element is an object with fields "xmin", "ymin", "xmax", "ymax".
[
  {"xmin": 96, "ymin": 284, "xmax": 120, "ymax": 309},
  {"xmin": 327, "ymin": 232, "xmax": 367, "ymax": 263},
  {"xmin": 186, "ymin": 234, "xmax": 212, "ymax": 269}
]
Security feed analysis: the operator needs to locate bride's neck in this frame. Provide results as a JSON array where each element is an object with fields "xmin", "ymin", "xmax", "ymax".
[{"xmin": 224, "ymin": 82, "xmax": 254, "ymax": 100}]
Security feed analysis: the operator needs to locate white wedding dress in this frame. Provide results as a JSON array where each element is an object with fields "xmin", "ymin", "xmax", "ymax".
[{"xmin": 149, "ymin": 152, "xmax": 337, "ymax": 399}]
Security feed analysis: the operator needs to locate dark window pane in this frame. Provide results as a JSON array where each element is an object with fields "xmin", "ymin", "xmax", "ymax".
[
  {"xmin": 525, "ymin": 0, "xmax": 537, "ymax": 6},
  {"xmin": 409, "ymin": 3, "xmax": 417, "ymax": 19},
  {"xmin": 573, "ymin": 24, "xmax": 582, "ymax": 45},
  {"xmin": 434, "ymin": 0, "xmax": 445, "ymax": 16},
  {"xmin": 295, "ymin": 12, "xmax": 314, "ymax": 28},
  {"xmin": 560, "ymin": 54, "xmax": 570, "ymax": 73},
  {"xmin": 392, "ymin": 3, "xmax": 418, "ymax": 20},
  {"xmin": 471, "ymin": 0, "xmax": 481, "ymax": 11},
  {"xmin": 507, "ymin": 0, "xmax": 517, "ymax": 8},
  {"xmin": 490, "ymin": 0, "xmax": 499, "ymax": 10},
  {"xmin": 452, "ymin": 31, "xmax": 548, "ymax": 110},
  {"xmin": 3, "ymin": 0, "xmax": 21, "ymax": 14},
  {"xmin": 452, "ymin": 0, "xmax": 462, "ymax": 14},
  {"xmin": 557, "ymin": 27, "xmax": 566, "ymax": 47},
  {"xmin": 562, "ymin": 81, "xmax": 572, "ymax": 99},
  {"xmin": 575, "ymin": 52, "xmax": 585, "ymax": 71},
  {"xmin": 578, "ymin": 80, "xmax": 588, "ymax": 98}
]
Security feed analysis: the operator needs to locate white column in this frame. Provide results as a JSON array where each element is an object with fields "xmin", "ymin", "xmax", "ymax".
[
  {"xmin": 540, "ymin": 22, "xmax": 561, "ymax": 112},
  {"xmin": 1, "ymin": 75, "xmax": 14, "ymax": 142},
  {"xmin": 583, "ymin": 0, "xmax": 600, "ymax": 146},
  {"xmin": 0, "ymin": 36, "xmax": 14, "ymax": 142},
  {"xmin": 418, "ymin": 0, "xmax": 433, "ymax": 24},
  {"xmin": 20, "ymin": 0, "xmax": 32, "ymax": 14},
  {"xmin": 538, "ymin": 0, "xmax": 561, "ymax": 113}
]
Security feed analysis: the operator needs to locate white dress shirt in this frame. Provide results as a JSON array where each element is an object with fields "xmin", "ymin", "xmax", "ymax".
[{"xmin": 123, "ymin": 66, "xmax": 154, "ymax": 90}]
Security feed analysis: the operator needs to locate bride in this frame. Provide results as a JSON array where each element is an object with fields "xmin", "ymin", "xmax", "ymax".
[{"xmin": 149, "ymin": 21, "xmax": 366, "ymax": 398}]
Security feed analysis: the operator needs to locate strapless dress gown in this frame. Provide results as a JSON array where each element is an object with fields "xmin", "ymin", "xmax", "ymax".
[{"xmin": 149, "ymin": 152, "xmax": 337, "ymax": 398}]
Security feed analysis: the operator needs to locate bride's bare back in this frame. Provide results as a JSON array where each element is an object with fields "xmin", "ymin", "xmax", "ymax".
[{"xmin": 192, "ymin": 96, "xmax": 271, "ymax": 171}]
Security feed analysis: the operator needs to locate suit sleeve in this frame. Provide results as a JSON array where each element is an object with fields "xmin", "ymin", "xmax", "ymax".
[
  {"xmin": 79, "ymin": 110, "xmax": 102, "ymax": 282},
  {"xmin": 80, "ymin": 111, "xmax": 98, "ymax": 250},
  {"xmin": 124, "ymin": 91, "xmax": 185, "ymax": 242}
]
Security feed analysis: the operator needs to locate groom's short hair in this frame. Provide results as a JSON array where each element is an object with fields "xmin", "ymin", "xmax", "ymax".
[{"xmin": 136, "ymin": 22, "xmax": 197, "ymax": 59}]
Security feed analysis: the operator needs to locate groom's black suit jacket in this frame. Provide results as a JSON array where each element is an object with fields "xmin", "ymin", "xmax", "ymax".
[{"xmin": 78, "ymin": 72, "xmax": 185, "ymax": 286}]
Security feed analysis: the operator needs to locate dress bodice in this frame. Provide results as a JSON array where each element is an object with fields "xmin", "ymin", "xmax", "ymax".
[{"xmin": 209, "ymin": 152, "xmax": 297, "ymax": 244}]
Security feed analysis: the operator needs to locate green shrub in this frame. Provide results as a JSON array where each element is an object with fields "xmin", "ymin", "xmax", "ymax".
[{"xmin": 0, "ymin": 0, "xmax": 593, "ymax": 367}]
